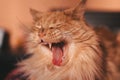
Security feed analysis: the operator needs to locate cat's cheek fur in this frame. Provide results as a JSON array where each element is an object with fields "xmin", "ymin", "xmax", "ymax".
[{"xmin": 67, "ymin": 43, "xmax": 103, "ymax": 80}]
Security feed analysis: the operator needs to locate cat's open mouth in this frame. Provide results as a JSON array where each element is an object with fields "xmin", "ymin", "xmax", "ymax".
[{"xmin": 41, "ymin": 41, "xmax": 66, "ymax": 66}]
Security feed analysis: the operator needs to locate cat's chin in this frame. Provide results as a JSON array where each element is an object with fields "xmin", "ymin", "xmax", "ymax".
[{"xmin": 41, "ymin": 41, "xmax": 69, "ymax": 66}]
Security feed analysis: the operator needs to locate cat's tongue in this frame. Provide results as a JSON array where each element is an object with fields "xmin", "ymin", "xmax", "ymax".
[{"xmin": 52, "ymin": 46, "xmax": 63, "ymax": 66}]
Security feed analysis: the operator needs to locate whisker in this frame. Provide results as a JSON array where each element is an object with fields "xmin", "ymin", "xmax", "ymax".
[
  {"xmin": 16, "ymin": 17, "xmax": 32, "ymax": 34},
  {"xmin": 27, "ymin": 42, "xmax": 40, "ymax": 49}
]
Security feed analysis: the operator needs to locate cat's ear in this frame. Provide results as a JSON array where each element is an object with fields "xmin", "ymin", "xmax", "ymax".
[
  {"xmin": 64, "ymin": 0, "xmax": 87, "ymax": 19},
  {"xmin": 30, "ymin": 8, "xmax": 42, "ymax": 21}
]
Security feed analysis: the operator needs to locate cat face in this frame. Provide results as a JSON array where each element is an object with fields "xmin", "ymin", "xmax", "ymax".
[
  {"xmin": 29, "ymin": 11, "xmax": 74, "ymax": 66},
  {"xmin": 32, "ymin": 11, "xmax": 71, "ymax": 43}
]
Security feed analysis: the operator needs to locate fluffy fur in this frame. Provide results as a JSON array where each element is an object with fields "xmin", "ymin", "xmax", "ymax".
[{"xmin": 17, "ymin": 0, "xmax": 120, "ymax": 80}]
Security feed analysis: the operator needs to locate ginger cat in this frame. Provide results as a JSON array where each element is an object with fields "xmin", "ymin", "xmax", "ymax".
[{"xmin": 5, "ymin": 0, "xmax": 120, "ymax": 80}]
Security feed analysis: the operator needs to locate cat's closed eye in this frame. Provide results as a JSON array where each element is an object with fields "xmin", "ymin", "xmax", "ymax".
[
  {"xmin": 49, "ymin": 27, "xmax": 54, "ymax": 29},
  {"xmin": 35, "ymin": 22, "xmax": 42, "ymax": 29}
]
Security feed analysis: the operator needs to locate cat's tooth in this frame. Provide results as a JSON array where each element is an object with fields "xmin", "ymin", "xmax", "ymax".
[{"xmin": 49, "ymin": 43, "xmax": 52, "ymax": 49}]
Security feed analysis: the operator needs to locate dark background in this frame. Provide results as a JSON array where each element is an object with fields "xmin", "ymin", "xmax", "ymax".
[{"xmin": 85, "ymin": 12, "xmax": 120, "ymax": 31}]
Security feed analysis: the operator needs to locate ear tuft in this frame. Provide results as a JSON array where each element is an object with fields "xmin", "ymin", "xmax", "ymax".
[
  {"xmin": 82, "ymin": 0, "xmax": 87, "ymax": 5},
  {"xmin": 29, "ymin": 8, "xmax": 42, "ymax": 21},
  {"xmin": 64, "ymin": 0, "xmax": 87, "ymax": 19}
]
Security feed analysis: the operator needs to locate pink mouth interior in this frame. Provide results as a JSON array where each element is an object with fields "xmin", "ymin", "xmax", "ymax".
[{"xmin": 52, "ymin": 46, "xmax": 63, "ymax": 66}]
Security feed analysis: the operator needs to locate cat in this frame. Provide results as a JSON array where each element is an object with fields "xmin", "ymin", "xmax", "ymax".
[{"xmin": 5, "ymin": 0, "xmax": 120, "ymax": 80}]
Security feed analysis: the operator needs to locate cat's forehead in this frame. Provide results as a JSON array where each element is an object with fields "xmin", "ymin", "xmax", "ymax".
[
  {"xmin": 36, "ymin": 11, "xmax": 68, "ymax": 28},
  {"xmin": 40, "ymin": 12, "xmax": 67, "ymax": 22}
]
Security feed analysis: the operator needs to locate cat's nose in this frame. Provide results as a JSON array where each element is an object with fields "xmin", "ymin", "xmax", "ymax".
[
  {"xmin": 39, "ymin": 33, "xmax": 44, "ymax": 37},
  {"xmin": 39, "ymin": 33, "xmax": 46, "ymax": 37}
]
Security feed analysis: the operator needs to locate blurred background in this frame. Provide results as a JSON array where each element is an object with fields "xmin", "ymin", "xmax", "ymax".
[{"xmin": 0, "ymin": 0, "xmax": 120, "ymax": 79}]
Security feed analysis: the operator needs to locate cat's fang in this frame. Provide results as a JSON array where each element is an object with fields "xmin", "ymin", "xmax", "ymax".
[{"xmin": 49, "ymin": 43, "xmax": 52, "ymax": 49}]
